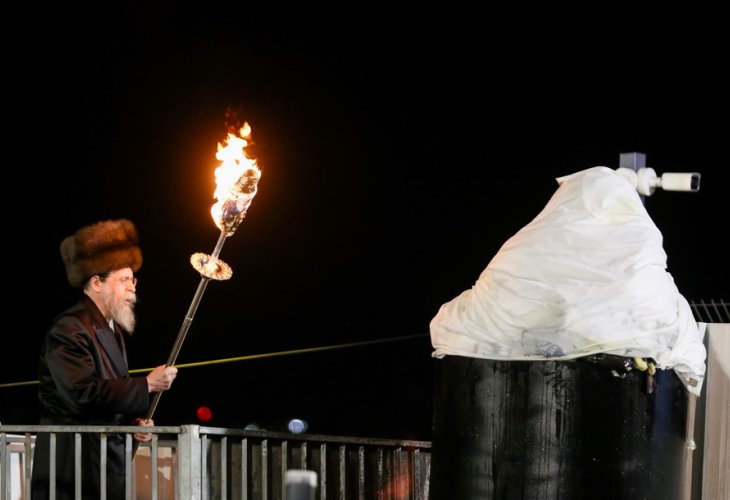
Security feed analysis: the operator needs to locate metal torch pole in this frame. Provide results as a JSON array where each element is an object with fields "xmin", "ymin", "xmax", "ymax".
[
  {"xmin": 146, "ymin": 274, "xmax": 211, "ymax": 419},
  {"xmin": 134, "ymin": 231, "xmax": 230, "ymax": 457}
]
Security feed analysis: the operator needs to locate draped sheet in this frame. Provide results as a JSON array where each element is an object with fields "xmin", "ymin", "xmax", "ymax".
[{"xmin": 430, "ymin": 166, "xmax": 707, "ymax": 395}]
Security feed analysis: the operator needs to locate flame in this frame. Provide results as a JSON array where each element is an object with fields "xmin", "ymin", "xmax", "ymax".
[{"xmin": 210, "ymin": 122, "xmax": 261, "ymax": 236}]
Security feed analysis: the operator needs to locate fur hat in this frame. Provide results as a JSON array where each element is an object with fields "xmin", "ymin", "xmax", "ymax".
[{"xmin": 60, "ymin": 219, "xmax": 143, "ymax": 288}]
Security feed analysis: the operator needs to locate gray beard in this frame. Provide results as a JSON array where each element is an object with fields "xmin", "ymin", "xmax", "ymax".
[{"xmin": 111, "ymin": 300, "xmax": 136, "ymax": 333}]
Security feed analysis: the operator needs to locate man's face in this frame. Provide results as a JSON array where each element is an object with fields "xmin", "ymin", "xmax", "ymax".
[{"xmin": 101, "ymin": 268, "xmax": 138, "ymax": 333}]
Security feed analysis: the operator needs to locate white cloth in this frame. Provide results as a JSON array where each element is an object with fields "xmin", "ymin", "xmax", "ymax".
[{"xmin": 430, "ymin": 166, "xmax": 707, "ymax": 395}]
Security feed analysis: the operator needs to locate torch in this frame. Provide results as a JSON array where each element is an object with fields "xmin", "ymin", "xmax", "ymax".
[{"xmin": 142, "ymin": 120, "xmax": 261, "ymax": 424}]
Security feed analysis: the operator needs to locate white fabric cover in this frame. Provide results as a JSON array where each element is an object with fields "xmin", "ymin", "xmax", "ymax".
[{"xmin": 430, "ymin": 166, "xmax": 707, "ymax": 395}]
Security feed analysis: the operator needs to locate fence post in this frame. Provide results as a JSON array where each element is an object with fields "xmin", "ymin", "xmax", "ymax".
[{"xmin": 178, "ymin": 425, "xmax": 202, "ymax": 499}]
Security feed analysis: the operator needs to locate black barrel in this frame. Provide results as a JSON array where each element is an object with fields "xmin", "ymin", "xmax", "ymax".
[{"xmin": 430, "ymin": 355, "xmax": 689, "ymax": 499}]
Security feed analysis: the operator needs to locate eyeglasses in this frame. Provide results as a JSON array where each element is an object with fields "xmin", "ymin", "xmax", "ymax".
[
  {"xmin": 118, "ymin": 276, "xmax": 138, "ymax": 287},
  {"xmin": 95, "ymin": 273, "xmax": 137, "ymax": 287}
]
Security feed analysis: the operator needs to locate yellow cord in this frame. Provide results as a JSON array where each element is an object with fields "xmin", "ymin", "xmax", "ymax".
[
  {"xmin": 0, "ymin": 333, "xmax": 427, "ymax": 388},
  {"xmin": 633, "ymin": 356, "xmax": 648, "ymax": 371}
]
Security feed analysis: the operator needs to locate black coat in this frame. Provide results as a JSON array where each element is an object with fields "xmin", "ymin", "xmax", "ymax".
[{"xmin": 31, "ymin": 295, "xmax": 150, "ymax": 500}]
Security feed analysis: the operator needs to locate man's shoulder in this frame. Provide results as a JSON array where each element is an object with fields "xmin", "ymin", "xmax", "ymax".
[
  {"xmin": 48, "ymin": 298, "xmax": 107, "ymax": 342},
  {"xmin": 52, "ymin": 300, "xmax": 101, "ymax": 333},
  {"xmin": 54, "ymin": 301, "xmax": 87, "ymax": 323}
]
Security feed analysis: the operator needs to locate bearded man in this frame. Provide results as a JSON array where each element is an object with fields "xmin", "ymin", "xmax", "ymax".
[{"xmin": 31, "ymin": 219, "xmax": 178, "ymax": 500}]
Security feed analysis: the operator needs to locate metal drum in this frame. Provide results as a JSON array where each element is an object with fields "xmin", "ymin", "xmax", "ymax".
[{"xmin": 430, "ymin": 355, "xmax": 689, "ymax": 499}]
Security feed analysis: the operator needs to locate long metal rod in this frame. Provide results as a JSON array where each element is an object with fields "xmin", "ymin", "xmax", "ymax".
[
  {"xmin": 134, "ymin": 231, "xmax": 229, "ymax": 457},
  {"xmin": 147, "ymin": 274, "xmax": 212, "ymax": 419}
]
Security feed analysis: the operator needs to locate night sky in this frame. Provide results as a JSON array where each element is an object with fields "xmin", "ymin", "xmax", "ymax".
[{"xmin": 2, "ymin": 7, "xmax": 728, "ymax": 440}]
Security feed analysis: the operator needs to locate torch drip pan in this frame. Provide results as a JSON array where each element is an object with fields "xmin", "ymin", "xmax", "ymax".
[{"xmin": 190, "ymin": 252, "xmax": 233, "ymax": 280}]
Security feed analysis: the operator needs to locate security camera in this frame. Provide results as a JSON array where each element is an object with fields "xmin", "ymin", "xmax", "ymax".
[
  {"xmin": 617, "ymin": 167, "xmax": 701, "ymax": 196},
  {"xmin": 658, "ymin": 172, "xmax": 701, "ymax": 192}
]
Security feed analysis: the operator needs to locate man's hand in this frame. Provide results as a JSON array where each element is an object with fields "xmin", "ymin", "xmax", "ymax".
[
  {"xmin": 146, "ymin": 365, "xmax": 178, "ymax": 393},
  {"xmin": 134, "ymin": 418, "xmax": 154, "ymax": 442}
]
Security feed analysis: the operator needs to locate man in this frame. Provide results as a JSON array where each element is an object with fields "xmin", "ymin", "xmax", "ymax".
[{"xmin": 31, "ymin": 219, "xmax": 178, "ymax": 500}]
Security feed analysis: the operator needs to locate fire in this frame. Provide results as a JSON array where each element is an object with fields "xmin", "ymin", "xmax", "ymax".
[{"xmin": 211, "ymin": 122, "xmax": 261, "ymax": 236}]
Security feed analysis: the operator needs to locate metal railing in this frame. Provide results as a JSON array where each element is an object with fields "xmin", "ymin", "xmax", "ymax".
[
  {"xmin": 689, "ymin": 299, "xmax": 730, "ymax": 323},
  {"xmin": 0, "ymin": 425, "xmax": 431, "ymax": 499}
]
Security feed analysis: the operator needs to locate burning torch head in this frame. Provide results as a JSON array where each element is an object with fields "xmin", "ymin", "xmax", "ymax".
[
  {"xmin": 216, "ymin": 166, "xmax": 261, "ymax": 236},
  {"xmin": 211, "ymin": 122, "xmax": 261, "ymax": 236}
]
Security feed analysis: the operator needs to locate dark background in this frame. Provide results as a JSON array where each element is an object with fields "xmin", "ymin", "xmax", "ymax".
[{"xmin": 2, "ymin": 6, "xmax": 727, "ymax": 441}]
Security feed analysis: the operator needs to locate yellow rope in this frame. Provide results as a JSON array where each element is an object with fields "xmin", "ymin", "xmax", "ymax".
[
  {"xmin": 0, "ymin": 333, "xmax": 428, "ymax": 389},
  {"xmin": 632, "ymin": 356, "xmax": 656, "ymax": 375},
  {"xmin": 633, "ymin": 356, "xmax": 648, "ymax": 371}
]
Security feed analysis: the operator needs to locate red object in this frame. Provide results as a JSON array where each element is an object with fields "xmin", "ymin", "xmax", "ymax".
[{"xmin": 196, "ymin": 406, "xmax": 212, "ymax": 422}]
